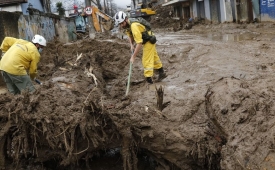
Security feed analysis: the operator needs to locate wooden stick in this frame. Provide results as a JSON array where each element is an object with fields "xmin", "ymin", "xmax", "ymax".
[
  {"xmin": 156, "ymin": 85, "xmax": 164, "ymax": 111},
  {"xmin": 126, "ymin": 62, "xmax": 133, "ymax": 96}
]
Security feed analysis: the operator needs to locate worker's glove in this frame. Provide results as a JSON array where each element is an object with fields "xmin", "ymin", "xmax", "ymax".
[{"xmin": 1, "ymin": 52, "xmax": 5, "ymax": 58}]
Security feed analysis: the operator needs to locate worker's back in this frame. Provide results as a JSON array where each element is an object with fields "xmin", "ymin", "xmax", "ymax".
[{"xmin": 0, "ymin": 38, "xmax": 40, "ymax": 76}]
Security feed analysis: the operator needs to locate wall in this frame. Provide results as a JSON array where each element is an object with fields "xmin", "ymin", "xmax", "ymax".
[
  {"xmin": 204, "ymin": 0, "xmax": 212, "ymax": 23},
  {"xmin": 191, "ymin": 0, "xmax": 198, "ymax": 19},
  {"xmin": 197, "ymin": 0, "xmax": 205, "ymax": 20},
  {"xmin": 239, "ymin": 0, "xmax": 248, "ymax": 22},
  {"xmin": 18, "ymin": 15, "xmax": 56, "ymax": 42},
  {"xmin": 0, "ymin": 11, "xmax": 76, "ymax": 44},
  {"xmin": 210, "ymin": 0, "xmax": 220, "ymax": 23},
  {"xmin": 220, "ymin": 0, "xmax": 233, "ymax": 22},
  {"xmin": 260, "ymin": 0, "xmax": 275, "ymax": 21},
  {"xmin": 219, "ymin": 0, "xmax": 226, "ymax": 22},
  {"xmin": 55, "ymin": 18, "xmax": 77, "ymax": 43},
  {"xmin": 231, "ymin": 0, "xmax": 236, "ymax": 21}
]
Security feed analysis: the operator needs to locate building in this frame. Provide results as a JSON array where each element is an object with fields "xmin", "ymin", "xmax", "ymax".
[
  {"xmin": 131, "ymin": 0, "xmax": 159, "ymax": 10},
  {"xmin": 161, "ymin": 0, "xmax": 275, "ymax": 23},
  {"xmin": 0, "ymin": 0, "xmax": 50, "ymax": 15}
]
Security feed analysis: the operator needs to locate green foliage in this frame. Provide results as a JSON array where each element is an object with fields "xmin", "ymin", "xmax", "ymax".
[{"xmin": 56, "ymin": 2, "xmax": 65, "ymax": 16}]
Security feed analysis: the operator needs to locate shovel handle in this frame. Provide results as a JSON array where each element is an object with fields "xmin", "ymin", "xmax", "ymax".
[
  {"xmin": 125, "ymin": 62, "xmax": 132, "ymax": 96},
  {"xmin": 34, "ymin": 78, "xmax": 42, "ymax": 85}
]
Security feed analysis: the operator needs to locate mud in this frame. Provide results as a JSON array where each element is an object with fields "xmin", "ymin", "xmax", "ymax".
[{"xmin": 1, "ymin": 16, "xmax": 275, "ymax": 169}]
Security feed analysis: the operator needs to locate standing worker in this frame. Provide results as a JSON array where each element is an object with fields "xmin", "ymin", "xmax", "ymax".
[
  {"xmin": 0, "ymin": 35, "xmax": 46, "ymax": 94},
  {"xmin": 114, "ymin": 11, "xmax": 167, "ymax": 84}
]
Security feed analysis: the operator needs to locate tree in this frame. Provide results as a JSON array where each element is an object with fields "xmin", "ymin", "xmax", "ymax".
[
  {"xmin": 105, "ymin": 0, "xmax": 117, "ymax": 16},
  {"xmin": 110, "ymin": 1, "xmax": 117, "ymax": 16},
  {"xmin": 95, "ymin": 0, "xmax": 102, "ymax": 10},
  {"xmin": 56, "ymin": 2, "xmax": 65, "ymax": 16},
  {"xmin": 103, "ymin": 0, "xmax": 109, "ymax": 14}
]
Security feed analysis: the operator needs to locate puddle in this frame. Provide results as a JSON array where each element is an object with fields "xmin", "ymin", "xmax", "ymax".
[
  {"xmin": 206, "ymin": 33, "xmax": 256, "ymax": 42},
  {"xmin": 156, "ymin": 34, "xmax": 199, "ymax": 44}
]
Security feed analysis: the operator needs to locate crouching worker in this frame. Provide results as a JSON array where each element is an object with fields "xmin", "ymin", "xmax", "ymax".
[
  {"xmin": 114, "ymin": 11, "xmax": 167, "ymax": 84},
  {"xmin": 0, "ymin": 35, "xmax": 46, "ymax": 94}
]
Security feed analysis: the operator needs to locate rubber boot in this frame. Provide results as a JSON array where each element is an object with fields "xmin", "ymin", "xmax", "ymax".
[
  {"xmin": 157, "ymin": 67, "xmax": 167, "ymax": 81},
  {"xmin": 146, "ymin": 77, "xmax": 153, "ymax": 84}
]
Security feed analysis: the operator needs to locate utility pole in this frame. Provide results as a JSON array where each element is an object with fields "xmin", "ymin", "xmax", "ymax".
[{"xmin": 85, "ymin": 0, "xmax": 96, "ymax": 39}]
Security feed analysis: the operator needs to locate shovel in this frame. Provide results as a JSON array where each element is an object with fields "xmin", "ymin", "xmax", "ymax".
[
  {"xmin": 126, "ymin": 53, "xmax": 133, "ymax": 96},
  {"xmin": 34, "ymin": 78, "xmax": 43, "ymax": 85}
]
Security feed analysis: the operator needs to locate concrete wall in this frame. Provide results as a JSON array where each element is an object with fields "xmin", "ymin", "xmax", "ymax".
[
  {"xmin": 197, "ymin": 0, "xmax": 205, "ymax": 19},
  {"xmin": 220, "ymin": 0, "xmax": 233, "ymax": 22},
  {"xmin": 18, "ymin": 15, "xmax": 56, "ymax": 42},
  {"xmin": 219, "ymin": 0, "xmax": 226, "ymax": 22},
  {"xmin": 55, "ymin": 19, "xmax": 77, "ymax": 43},
  {"xmin": 210, "ymin": 0, "xmax": 220, "ymax": 23},
  {"xmin": 191, "ymin": 0, "xmax": 198, "ymax": 19},
  {"xmin": 0, "ymin": 11, "xmax": 76, "ymax": 45},
  {"xmin": 239, "ymin": 0, "xmax": 248, "ymax": 22},
  {"xmin": 204, "ymin": 0, "xmax": 211, "ymax": 23}
]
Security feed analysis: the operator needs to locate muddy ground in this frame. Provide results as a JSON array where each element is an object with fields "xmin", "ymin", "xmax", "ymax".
[{"xmin": 1, "ymin": 18, "xmax": 275, "ymax": 169}]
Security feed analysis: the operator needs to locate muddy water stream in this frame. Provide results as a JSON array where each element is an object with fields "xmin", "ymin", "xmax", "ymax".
[{"xmin": 151, "ymin": 32, "xmax": 241, "ymax": 101}]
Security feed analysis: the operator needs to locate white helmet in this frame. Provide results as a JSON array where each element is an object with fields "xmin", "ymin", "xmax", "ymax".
[
  {"xmin": 114, "ymin": 11, "xmax": 127, "ymax": 24},
  {"xmin": 32, "ymin": 34, "xmax": 46, "ymax": 47}
]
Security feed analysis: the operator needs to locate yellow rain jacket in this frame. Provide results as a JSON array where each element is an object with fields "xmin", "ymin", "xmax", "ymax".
[
  {"xmin": 125, "ymin": 22, "xmax": 162, "ymax": 77},
  {"xmin": 0, "ymin": 37, "xmax": 40, "ymax": 80}
]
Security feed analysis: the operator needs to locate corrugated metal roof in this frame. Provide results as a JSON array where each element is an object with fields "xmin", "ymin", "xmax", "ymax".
[{"xmin": 0, "ymin": 0, "xmax": 28, "ymax": 6}]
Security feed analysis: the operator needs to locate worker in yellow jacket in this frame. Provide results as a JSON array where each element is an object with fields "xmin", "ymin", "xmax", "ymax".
[
  {"xmin": 0, "ymin": 35, "xmax": 46, "ymax": 94},
  {"xmin": 114, "ymin": 11, "xmax": 167, "ymax": 84}
]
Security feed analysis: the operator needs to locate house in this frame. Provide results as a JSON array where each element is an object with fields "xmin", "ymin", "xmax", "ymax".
[
  {"xmin": 131, "ymin": 0, "xmax": 159, "ymax": 10},
  {"xmin": 162, "ymin": 0, "xmax": 191, "ymax": 21},
  {"xmin": 162, "ymin": 0, "xmax": 233, "ymax": 23},
  {"xmin": 161, "ymin": 0, "xmax": 275, "ymax": 23},
  {"xmin": 0, "ymin": 0, "xmax": 50, "ymax": 15}
]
